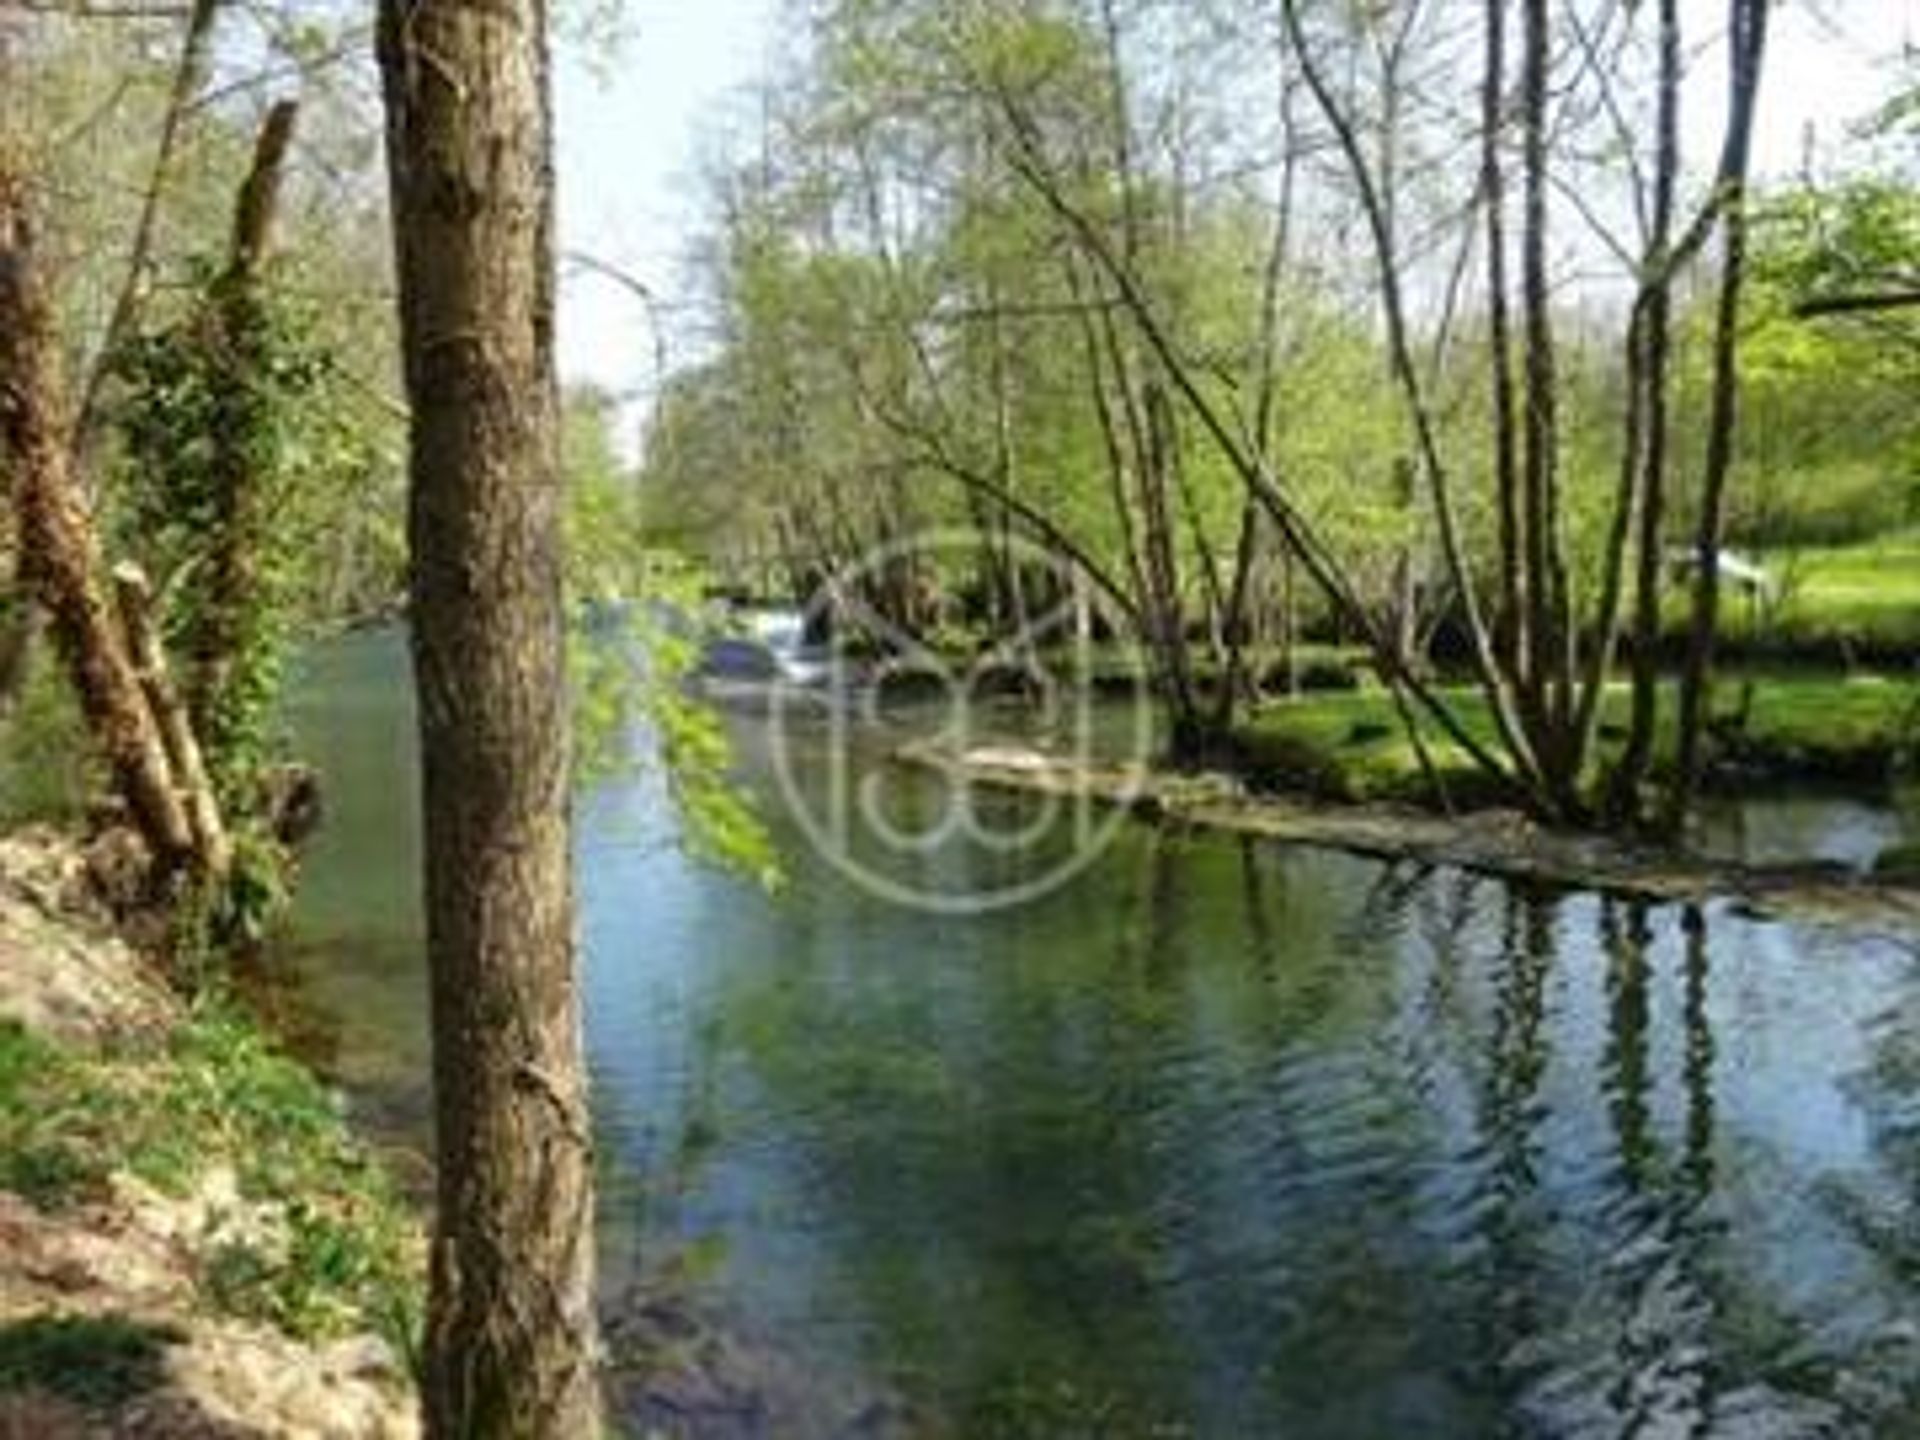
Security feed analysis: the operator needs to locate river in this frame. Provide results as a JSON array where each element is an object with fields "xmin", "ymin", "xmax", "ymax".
[{"xmin": 277, "ymin": 628, "xmax": 1920, "ymax": 1438}]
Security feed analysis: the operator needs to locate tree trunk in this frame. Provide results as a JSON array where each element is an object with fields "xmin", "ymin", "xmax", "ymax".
[
  {"xmin": 1671, "ymin": 0, "xmax": 1771, "ymax": 831},
  {"xmin": 1482, "ymin": 0, "xmax": 1527, "ymax": 691},
  {"xmin": 1276, "ymin": 0, "xmax": 1544, "ymax": 801},
  {"xmin": 113, "ymin": 564, "xmax": 230, "ymax": 879},
  {"xmin": 0, "ymin": 171, "xmax": 200, "ymax": 877},
  {"xmin": 1519, "ymin": 0, "xmax": 1572, "ymax": 795},
  {"xmin": 190, "ymin": 100, "xmax": 298, "ymax": 766},
  {"xmin": 375, "ymin": 0, "xmax": 600, "ymax": 1432},
  {"xmin": 1607, "ymin": 0, "xmax": 1683, "ymax": 820}
]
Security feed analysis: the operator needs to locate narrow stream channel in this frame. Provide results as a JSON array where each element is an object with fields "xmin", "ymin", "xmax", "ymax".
[{"xmin": 278, "ymin": 629, "xmax": 1920, "ymax": 1437}]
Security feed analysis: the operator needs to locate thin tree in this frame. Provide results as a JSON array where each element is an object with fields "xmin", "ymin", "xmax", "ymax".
[
  {"xmin": 1670, "ymin": 0, "xmax": 1772, "ymax": 828},
  {"xmin": 0, "ymin": 0, "xmax": 221, "ymax": 714},
  {"xmin": 375, "ymin": 0, "xmax": 599, "ymax": 1430},
  {"xmin": 0, "ymin": 165, "xmax": 205, "ymax": 876}
]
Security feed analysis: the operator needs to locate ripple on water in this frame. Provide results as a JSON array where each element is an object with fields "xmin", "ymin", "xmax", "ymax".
[{"xmin": 277, "ymin": 636, "xmax": 1920, "ymax": 1437}]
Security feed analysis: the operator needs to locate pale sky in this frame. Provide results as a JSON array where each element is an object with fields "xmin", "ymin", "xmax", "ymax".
[
  {"xmin": 554, "ymin": 0, "xmax": 781, "ymax": 427},
  {"xmin": 551, "ymin": 0, "xmax": 1918, "ymax": 431}
]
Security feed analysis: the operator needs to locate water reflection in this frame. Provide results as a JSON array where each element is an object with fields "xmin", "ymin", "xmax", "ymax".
[{"xmin": 278, "ymin": 631, "xmax": 1920, "ymax": 1438}]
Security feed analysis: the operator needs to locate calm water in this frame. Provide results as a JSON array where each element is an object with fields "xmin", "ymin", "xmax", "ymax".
[{"xmin": 280, "ymin": 630, "xmax": 1920, "ymax": 1438}]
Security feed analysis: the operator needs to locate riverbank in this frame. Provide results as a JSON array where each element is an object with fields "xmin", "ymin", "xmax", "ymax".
[
  {"xmin": 1233, "ymin": 672, "xmax": 1919, "ymax": 807},
  {"xmin": 899, "ymin": 743, "xmax": 1920, "ymax": 935},
  {"xmin": 1, "ymin": 822, "xmax": 920, "ymax": 1439},
  {"xmin": 0, "ymin": 828, "xmax": 421, "ymax": 1438}
]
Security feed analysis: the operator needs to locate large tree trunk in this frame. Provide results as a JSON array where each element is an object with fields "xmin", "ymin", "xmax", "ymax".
[
  {"xmin": 0, "ymin": 171, "xmax": 200, "ymax": 877},
  {"xmin": 375, "ymin": 0, "xmax": 600, "ymax": 1433}
]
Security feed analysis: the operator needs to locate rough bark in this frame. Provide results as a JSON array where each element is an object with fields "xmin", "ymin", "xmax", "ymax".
[
  {"xmin": 375, "ymin": 0, "xmax": 600, "ymax": 1432},
  {"xmin": 0, "ymin": 172, "xmax": 198, "ymax": 875},
  {"xmin": 3, "ymin": 0, "xmax": 220, "ymax": 735}
]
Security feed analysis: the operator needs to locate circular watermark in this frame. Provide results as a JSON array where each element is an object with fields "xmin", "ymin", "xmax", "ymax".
[{"xmin": 766, "ymin": 528, "xmax": 1155, "ymax": 914}]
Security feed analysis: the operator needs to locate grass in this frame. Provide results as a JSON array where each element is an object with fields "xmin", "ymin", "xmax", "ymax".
[
  {"xmin": 1778, "ymin": 533, "xmax": 1920, "ymax": 644},
  {"xmin": 1235, "ymin": 673, "xmax": 1920, "ymax": 807},
  {"xmin": 1687, "ymin": 530, "xmax": 1920, "ymax": 656},
  {"xmin": 0, "ymin": 1009, "xmax": 421, "ymax": 1358}
]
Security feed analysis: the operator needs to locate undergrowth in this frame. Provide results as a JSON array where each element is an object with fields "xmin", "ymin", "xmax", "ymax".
[{"xmin": 0, "ymin": 1007, "xmax": 420, "ymax": 1362}]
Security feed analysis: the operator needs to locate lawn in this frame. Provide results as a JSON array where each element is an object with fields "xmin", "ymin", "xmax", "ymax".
[{"xmin": 1706, "ymin": 531, "xmax": 1920, "ymax": 654}]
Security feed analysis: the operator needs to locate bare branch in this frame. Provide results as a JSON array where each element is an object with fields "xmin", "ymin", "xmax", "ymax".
[{"xmin": 68, "ymin": 0, "xmax": 220, "ymax": 468}]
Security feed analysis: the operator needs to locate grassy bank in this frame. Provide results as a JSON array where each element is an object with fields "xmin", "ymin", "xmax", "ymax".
[
  {"xmin": 1236, "ymin": 673, "xmax": 1920, "ymax": 807},
  {"xmin": 1690, "ymin": 531, "xmax": 1920, "ymax": 660},
  {"xmin": 0, "ymin": 1007, "xmax": 420, "ymax": 1353},
  {"xmin": 0, "ymin": 853, "xmax": 423, "ymax": 1440}
]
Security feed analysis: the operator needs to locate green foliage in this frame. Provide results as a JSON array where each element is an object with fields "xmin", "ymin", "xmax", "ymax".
[
  {"xmin": 1642, "ymin": 178, "xmax": 1920, "ymax": 554},
  {"xmin": 0, "ymin": 1024, "xmax": 101, "ymax": 1208},
  {"xmin": 561, "ymin": 390, "xmax": 782, "ymax": 890},
  {"xmin": 108, "ymin": 257, "xmax": 381, "ymax": 950},
  {"xmin": 15, "ymin": 9, "xmax": 405, "ymax": 631},
  {"xmin": 112, "ymin": 259, "xmax": 376, "ymax": 812},
  {"xmin": 116, "ymin": 268, "xmax": 305, "ymax": 802},
  {"xmin": 217, "ymin": 830, "xmax": 296, "ymax": 948},
  {"xmin": 0, "ymin": 1314, "xmax": 182, "ymax": 1410},
  {"xmin": 632, "ymin": 600, "xmax": 784, "ymax": 892},
  {"xmin": 0, "ymin": 1012, "xmax": 421, "ymax": 1356},
  {"xmin": 1755, "ymin": 179, "xmax": 1920, "ymax": 311},
  {"xmin": 0, "ymin": 662, "xmax": 94, "ymax": 827},
  {"xmin": 569, "ymin": 586, "xmax": 783, "ymax": 894},
  {"xmin": 1689, "ymin": 531, "xmax": 1920, "ymax": 658}
]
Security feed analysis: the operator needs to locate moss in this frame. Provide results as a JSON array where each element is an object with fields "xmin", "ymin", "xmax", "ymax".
[{"xmin": 0, "ymin": 1010, "xmax": 421, "ymax": 1358}]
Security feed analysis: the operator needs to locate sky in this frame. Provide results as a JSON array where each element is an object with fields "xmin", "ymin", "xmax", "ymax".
[
  {"xmin": 551, "ymin": 0, "xmax": 1918, "ymax": 435},
  {"xmin": 553, "ymin": 0, "xmax": 782, "ymax": 426}
]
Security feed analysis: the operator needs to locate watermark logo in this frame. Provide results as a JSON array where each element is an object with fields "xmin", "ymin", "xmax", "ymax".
[{"xmin": 766, "ymin": 528, "xmax": 1154, "ymax": 914}]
